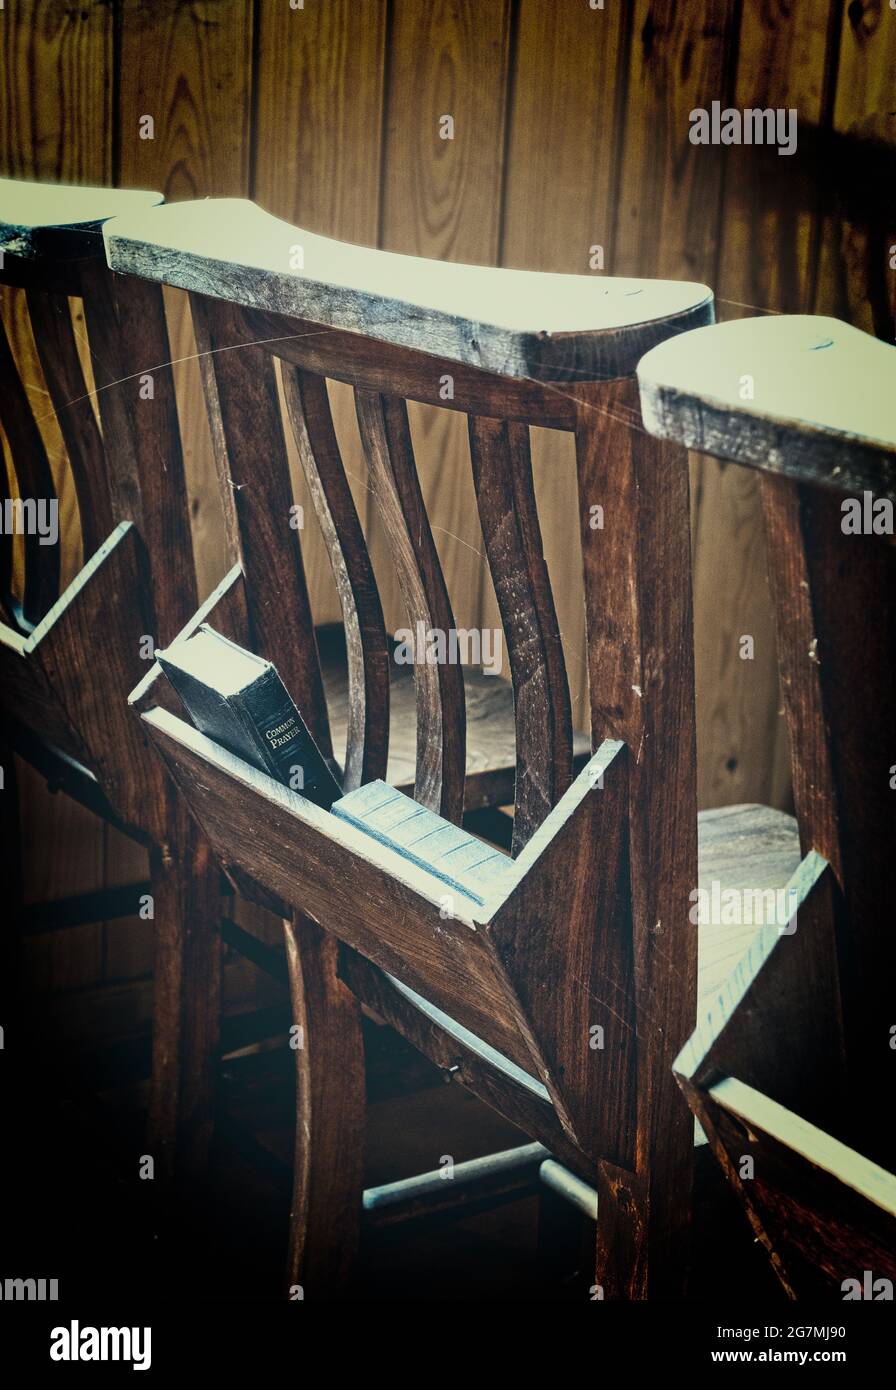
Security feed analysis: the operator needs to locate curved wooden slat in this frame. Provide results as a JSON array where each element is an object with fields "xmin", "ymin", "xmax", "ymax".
[
  {"xmin": 281, "ymin": 367, "xmax": 389, "ymax": 790},
  {"xmin": 0, "ymin": 311, "xmax": 60, "ymax": 623},
  {"xmin": 468, "ymin": 415, "xmax": 573, "ymax": 853},
  {"xmin": 81, "ymin": 265, "xmax": 198, "ymax": 641},
  {"xmin": 104, "ymin": 197, "xmax": 714, "ymax": 382},
  {"xmin": 638, "ymin": 315, "xmax": 896, "ymax": 498},
  {"xmin": 25, "ymin": 289, "xmax": 114, "ymax": 561},
  {"xmin": 355, "ymin": 390, "xmax": 465, "ymax": 820},
  {"xmin": 188, "ymin": 292, "xmax": 331, "ymax": 756}
]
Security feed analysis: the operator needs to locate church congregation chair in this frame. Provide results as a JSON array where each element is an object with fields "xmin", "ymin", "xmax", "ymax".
[
  {"xmin": 638, "ymin": 314, "xmax": 896, "ymax": 1299},
  {"xmin": 0, "ymin": 179, "xmax": 223, "ymax": 1181},
  {"xmin": 106, "ymin": 195, "xmax": 807, "ymax": 1298}
]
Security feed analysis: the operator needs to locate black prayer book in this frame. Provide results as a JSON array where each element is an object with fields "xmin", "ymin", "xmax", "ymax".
[{"xmin": 155, "ymin": 624, "xmax": 342, "ymax": 809}]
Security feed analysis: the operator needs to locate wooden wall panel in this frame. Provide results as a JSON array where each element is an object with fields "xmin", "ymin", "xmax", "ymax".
[
  {"xmin": 814, "ymin": 0, "xmax": 896, "ymax": 331},
  {"xmin": 253, "ymin": 0, "xmax": 388, "ymax": 630},
  {"xmin": 375, "ymin": 0, "xmax": 513, "ymax": 639},
  {"xmin": 695, "ymin": 0, "xmax": 840, "ymax": 813},
  {"xmin": 497, "ymin": 0, "xmax": 630, "ymax": 725},
  {"xmin": 609, "ymin": 0, "xmax": 785, "ymax": 811}
]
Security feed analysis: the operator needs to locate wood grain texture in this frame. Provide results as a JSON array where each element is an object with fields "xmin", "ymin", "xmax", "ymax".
[
  {"xmin": 356, "ymin": 389, "xmax": 466, "ymax": 821},
  {"xmin": 497, "ymin": 0, "xmax": 630, "ymax": 731},
  {"xmin": 284, "ymin": 912, "xmax": 365, "ymax": 1300},
  {"xmin": 638, "ymin": 315, "xmax": 896, "ymax": 496},
  {"xmin": 24, "ymin": 287, "xmax": 113, "ymax": 559},
  {"xmin": 671, "ymin": 854, "xmax": 890, "ymax": 1300},
  {"xmin": 139, "ymin": 705, "xmax": 536, "ymax": 1076},
  {"xmin": 252, "ymin": 0, "xmax": 387, "ymax": 243},
  {"xmin": 281, "ymin": 369, "xmax": 389, "ymax": 791},
  {"xmin": 104, "ymin": 198, "xmax": 713, "ymax": 383},
  {"xmin": 0, "ymin": 2, "xmax": 112, "ymax": 185},
  {"xmin": 689, "ymin": 0, "xmax": 837, "ymax": 816},
  {"xmin": 468, "ymin": 415, "xmax": 573, "ymax": 852},
  {"xmin": 761, "ymin": 477, "xmax": 896, "ymax": 1154},
  {"xmin": 0, "ymin": 310, "xmax": 59, "ymax": 622},
  {"xmin": 117, "ymin": 0, "xmax": 255, "ymax": 644},
  {"xmin": 117, "ymin": 0, "xmax": 252, "ymax": 199},
  {"xmin": 0, "ymin": 0, "xmax": 115, "ymax": 1000},
  {"xmin": 187, "ymin": 292, "xmax": 332, "ymax": 759},
  {"xmin": 692, "ymin": 1078, "xmax": 896, "ymax": 1300},
  {"xmin": 575, "ymin": 377, "xmax": 699, "ymax": 1299},
  {"xmin": 815, "ymin": 0, "xmax": 896, "ymax": 336},
  {"xmin": 490, "ymin": 742, "xmax": 631, "ymax": 1162},
  {"xmin": 252, "ymin": 0, "xmax": 387, "ymax": 633}
]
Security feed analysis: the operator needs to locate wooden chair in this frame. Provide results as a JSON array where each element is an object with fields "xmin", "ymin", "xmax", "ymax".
[
  {"xmin": 108, "ymin": 196, "xmax": 805, "ymax": 1299},
  {"xmin": 638, "ymin": 314, "xmax": 896, "ymax": 1299},
  {"xmin": 0, "ymin": 178, "xmax": 222, "ymax": 1181}
]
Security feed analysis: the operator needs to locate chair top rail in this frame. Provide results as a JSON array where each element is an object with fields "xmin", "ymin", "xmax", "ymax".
[
  {"xmin": 638, "ymin": 315, "xmax": 896, "ymax": 498},
  {"xmin": 0, "ymin": 177, "xmax": 161, "ymax": 260},
  {"xmin": 104, "ymin": 197, "xmax": 713, "ymax": 382}
]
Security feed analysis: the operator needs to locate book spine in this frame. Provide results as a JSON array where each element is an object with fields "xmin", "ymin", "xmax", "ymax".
[{"xmin": 231, "ymin": 668, "xmax": 341, "ymax": 808}]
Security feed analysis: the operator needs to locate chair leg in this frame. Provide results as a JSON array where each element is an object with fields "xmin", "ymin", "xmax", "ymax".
[
  {"xmin": 595, "ymin": 1133, "xmax": 694, "ymax": 1300},
  {"xmin": 146, "ymin": 807, "xmax": 222, "ymax": 1184},
  {"xmin": 284, "ymin": 912, "xmax": 365, "ymax": 1300}
]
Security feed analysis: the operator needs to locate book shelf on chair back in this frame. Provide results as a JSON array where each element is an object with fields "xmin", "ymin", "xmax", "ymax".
[
  {"xmin": 639, "ymin": 314, "xmax": 896, "ymax": 1299},
  {"xmin": 110, "ymin": 194, "xmax": 719, "ymax": 1299},
  {"xmin": 0, "ymin": 179, "xmax": 222, "ymax": 1181}
]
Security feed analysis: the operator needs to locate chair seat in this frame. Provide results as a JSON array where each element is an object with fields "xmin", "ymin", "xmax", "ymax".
[
  {"xmin": 317, "ymin": 624, "xmax": 591, "ymax": 811},
  {"xmin": 696, "ymin": 802, "xmax": 802, "ymax": 1016}
]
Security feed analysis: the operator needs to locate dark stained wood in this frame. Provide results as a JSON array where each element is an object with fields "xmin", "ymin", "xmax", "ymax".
[
  {"xmin": 671, "ymin": 854, "xmax": 889, "ymax": 1300},
  {"xmin": 281, "ymin": 369, "xmax": 389, "ymax": 790},
  {"xmin": 82, "ymin": 270, "xmax": 198, "ymax": 643},
  {"xmin": 245, "ymin": 309, "xmax": 576, "ymax": 428},
  {"xmin": 761, "ymin": 475, "xmax": 896, "ymax": 1149},
  {"xmin": 469, "ymin": 415, "xmax": 573, "ymax": 852},
  {"xmin": 139, "ymin": 706, "xmax": 536, "ymax": 1077},
  {"xmin": 284, "ymin": 912, "xmax": 365, "ymax": 1299},
  {"xmin": 692, "ymin": 1079, "xmax": 896, "ymax": 1301},
  {"xmin": 0, "ymin": 311, "xmax": 59, "ymax": 621},
  {"xmin": 339, "ymin": 946, "xmax": 587, "ymax": 1178},
  {"xmin": 0, "ymin": 182, "xmax": 224, "ymax": 1185},
  {"xmin": 641, "ymin": 310, "xmax": 896, "ymax": 1159},
  {"xmin": 575, "ymin": 376, "xmax": 698, "ymax": 1299},
  {"xmin": 24, "ymin": 288, "xmax": 113, "ymax": 560},
  {"xmin": 187, "ymin": 292, "xmax": 332, "ymax": 758},
  {"xmin": 355, "ymin": 390, "xmax": 466, "ymax": 821},
  {"xmin": 490, "ymin": 743, "xmax": 633, "ymax": 1162}
]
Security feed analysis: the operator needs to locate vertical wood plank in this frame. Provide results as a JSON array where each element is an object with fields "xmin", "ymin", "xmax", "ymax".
[
  {"xmin": 252, "ymin": 0, "xmax": 388, "ymax": 628},
  {"xmin": 611, "ymin": 0, "xmax": 751, "ymax": 816},
  {"xmin": 815, "ymin": 0, "xmax": 896, "ymax": 335},
  {"xmin": 496, "ymin": 0, "xmax": 630, "ymax": 730},
  {"xmin": 697, "ymin": 1, "xmax": 839, "ymax": 814},
  {"xmin": 376, "ymin": 0, "xmax": 513, "ymax": 638},
  {"xmin": 576, "ymin": 378, "xmax": 698, "ymax": 1299}
]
